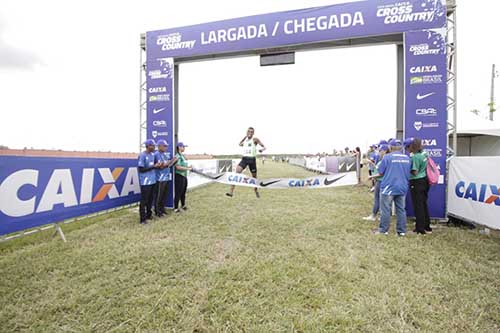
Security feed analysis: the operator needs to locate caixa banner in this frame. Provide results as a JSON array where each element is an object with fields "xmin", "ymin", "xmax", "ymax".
[
  {"xmin": 404, "ymin": 28, "xmax": 447, "ymax": 219},
  {"xmin": 448, "ymin": 157, "xmax": 500, "ymax": 230},
  {"xmin": 0, "ymin": 156, "xmax": 140, "ymax": 235}
]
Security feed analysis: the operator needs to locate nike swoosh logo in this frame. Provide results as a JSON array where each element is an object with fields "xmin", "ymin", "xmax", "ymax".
[
  {"xmin": 324, "ymin": 175, "xmax": 346, "ymax": 186},
  {"xmin": 209, "ymin": 174, "xmax": 225, "ymax": 180},
  {"xmin": 153, "ymin": 108, "xmax": 165, "ymax": 114},
  {"xmin": 260, "ymin": 180, "xmax": 280, "ymax": 187},
  {"xmin": 338, "ymin": 163, "xmax": 345, "ymax": 170},
  {"xmin": 416, "ymin": 92, "xmax": 435, "ymax": 100},
  {"xmin": 347, "ymin": 163, "xmax": 355, "ymax": 170}
]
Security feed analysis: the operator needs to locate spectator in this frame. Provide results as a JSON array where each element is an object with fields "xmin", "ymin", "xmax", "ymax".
[
  {"xmin": 154, "ymin": 139, "xmax": 177, "ymax": 217},
  {"xmin": 403, "ymin": 137, "xmax": 414, "ymax": 155},
  {"xmin": 408, "ymin": 138, "xmax": 432, "ymax": 234},
  {"xmin": 373, "ymin": 139, "xmax": 411, "ymax": 236},
  {"xmin": 174, "ymin": 142, "xmax": 193, "ymax": 213},
  {"xmin": 138, "ymin": 139, "xmax": 160, "ymax": 224},
  {"xmin": 354, "ymin": 146, "xmax": 362, "ymax": 184},
  {"xmin": 367, "ymin": 144, "xmax": 380, "ymax": 192},
  {"xmin": 363, "ymin": 144, "xmax": 389, "ymax": 221}
]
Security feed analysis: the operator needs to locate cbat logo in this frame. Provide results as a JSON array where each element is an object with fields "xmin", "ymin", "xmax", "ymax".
[
  {"xmin": 288, "ymin": 178, "xmax": 321, "ymax": 187},
  {"xmin": 152, "ymin": 120, "xmax": 167, "ymax": 127},
  {"xmin": 416, "ymin": 108, "xmax": 437, "ymax": 116},
  {"xmin": 0, "ymin": 168, "xmax": 140, "ymax": 218},
  {"xmin": 455, "ymin": 181, "xmax": 500, "ymax": 206},
  {"xmin": 227, "ymin": 174, "xmax": 257, "ymax": 185}
]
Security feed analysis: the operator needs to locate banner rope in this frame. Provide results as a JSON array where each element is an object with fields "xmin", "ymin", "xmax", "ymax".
[{"xmin": 191, "ymin": 170, "xmax": 358, "ymax": 189}]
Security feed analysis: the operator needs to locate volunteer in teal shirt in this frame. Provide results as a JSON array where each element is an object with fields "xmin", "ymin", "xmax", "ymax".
[
  {"xmin": 174, "ymin": 142, "xmax": 192, "ymax": 212},
  {"xmin": 409, "ymin": 138, "xmax": 432, "ymax": 234}
]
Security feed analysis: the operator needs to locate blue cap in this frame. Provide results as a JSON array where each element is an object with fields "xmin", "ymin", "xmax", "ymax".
[
  {"xmin": 177, "ymin": 142, "xmax": 188, "ymax": 148},
  {"xmin": 389, "ymin": 139, "xmax": 402, "ymax": 147},
  {"xmin": 157, "ymin": 139, "xmax": 168, "ymax": 146},
  {"xmin": 379, "ymin": 144, "xmax": 390, "ymax": 152},
  {"xmin": 379, "ymin": 139, "xmax": 388, "ymax": 146},
  {"xmin": 403, "ymin": 137, "xmax": 414, "ymax": 147},
  {"xmin": 144, "ymin": 139, "xmax": 156, "ymax": 146}
]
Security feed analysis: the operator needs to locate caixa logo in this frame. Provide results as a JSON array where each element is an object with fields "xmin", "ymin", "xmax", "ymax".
[
  {"xmin": 422, "ymin": 139, "xmax": 438, "ymax": 147},
  {"xmin": 0, "ymin": 167, "xmax": 140, "ymax": 217},
  {"xmin": 227, "ymin": 174, "xmax": 257, "ymax": 185},
  {"xmin": 288, "ymin": 178, "xmax": 321, "ymax": 187},
  {"xmin": 455, "ymin": 181, "xmax": 500, "ymax": 206}
]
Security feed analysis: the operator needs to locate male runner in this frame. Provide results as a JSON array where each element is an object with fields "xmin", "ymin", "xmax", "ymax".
[{"xmin": 226, "ymin": 127, "xmax": 266, "ymax": 198}]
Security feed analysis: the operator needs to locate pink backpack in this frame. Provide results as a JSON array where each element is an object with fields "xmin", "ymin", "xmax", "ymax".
[{"xmin": 426, "ymin": 156, "xmax": 440, "ymax": 185}]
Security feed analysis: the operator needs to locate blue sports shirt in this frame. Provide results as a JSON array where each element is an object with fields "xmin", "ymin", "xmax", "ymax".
[
  {"xmin": 378, "ymin": 152, "xmax": 411, "ymax": 196},
  {"xmin": 138, "ymin": 151, "xmax": 157, "ymax": 186}
]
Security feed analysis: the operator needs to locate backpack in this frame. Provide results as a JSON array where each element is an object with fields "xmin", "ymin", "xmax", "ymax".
[{"xmin": 426, "ymin": 156, "xmax": 440, "ymax": 185}]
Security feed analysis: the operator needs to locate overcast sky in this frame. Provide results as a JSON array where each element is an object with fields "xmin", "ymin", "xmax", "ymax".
[{"xmin": 0, "ymin": 0, "xmax": 498, "ymax": 155}]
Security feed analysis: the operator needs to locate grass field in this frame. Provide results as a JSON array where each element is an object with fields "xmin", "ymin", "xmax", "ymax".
[{"xmin": 1, "ymin": 162, "xmax": 499, "ymax": 332}]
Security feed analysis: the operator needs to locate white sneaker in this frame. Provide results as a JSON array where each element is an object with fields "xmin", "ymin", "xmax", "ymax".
[{"xmin": 362, "ymin": 214, "xmax": 377, "ymax": 221}]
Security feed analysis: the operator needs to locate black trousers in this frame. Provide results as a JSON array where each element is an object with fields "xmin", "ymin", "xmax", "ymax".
[
  {"xmin": 174, "ymin": 174, "xmax": 188, "ymax": 209},
  {"xmin": 139, "ymin": 184, "xmax": 155, "ymax": 222},
  {"xmin": 155, "ymin": 181, "xmax": 170, "ymax": 215},
  {"xmin": 410, "ymin": 177, "xmax": 431, "ymax": 232}
]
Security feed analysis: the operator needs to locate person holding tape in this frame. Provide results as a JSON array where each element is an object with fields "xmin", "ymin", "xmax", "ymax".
[
  {"xmin": 174, "ymin": 142, "xmax": 193, "ymax": 213},
  {"xmin": 154, "ymin": 139, "xmax": 178, "ymax": 218},
  {"xmin": 138, "ymin": 139, "xmax": 161, "ymax": 224},
  {"xmin": 225, "ymin": 127, "xmax": 266, "ymax": 198}
]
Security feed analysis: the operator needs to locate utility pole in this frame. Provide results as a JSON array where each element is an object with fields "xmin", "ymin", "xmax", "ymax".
[{"xmin": 489, "ymin": 64, "xmax": 498, "ymax": 121}]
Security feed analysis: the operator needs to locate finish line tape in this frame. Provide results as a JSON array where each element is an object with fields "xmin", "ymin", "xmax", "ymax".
[{"xmin": 191, "ymin": 170, "xmax": 357, "ymax": 189}]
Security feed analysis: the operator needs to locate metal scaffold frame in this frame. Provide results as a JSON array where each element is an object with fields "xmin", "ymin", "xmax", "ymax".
[
  {"xmin": 139, "ymin": 34, "xmax": 147, "ymax": 153},
  {"xmin": 446, "ymin": 0, "xmax": 457, "ymax": 160}
]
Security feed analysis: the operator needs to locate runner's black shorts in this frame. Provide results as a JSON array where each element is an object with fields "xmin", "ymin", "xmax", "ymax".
[{"xmin": 238, "ymin": 156, "xmax": 257, "ymax": 174}]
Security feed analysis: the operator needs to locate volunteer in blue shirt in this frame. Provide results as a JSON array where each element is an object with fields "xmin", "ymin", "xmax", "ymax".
[
  {"xmin": 403, "ymin": 137, "xmax": 414, "ymax": 155},
  {"xmin": 138, "ymin": 139, "xmax": 161, "ymax": 224},
  {"xmin": 375, "ymin": 139, "xmax": 411, "ymax": 236},
  {"xmin": 367, "ymin": 144, "xmax": 380, "ymax": 192},
  {"xmin": 363, "ymin": 144, "xmax": 389, "ymax": 221},
  {"xmin": 154, "ymin": 139, "xmax": 178, "ymax": 217}
]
